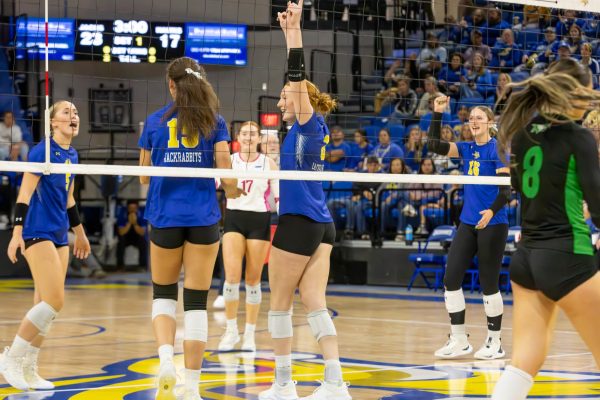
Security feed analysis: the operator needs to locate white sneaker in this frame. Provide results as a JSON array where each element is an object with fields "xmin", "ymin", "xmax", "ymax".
[
  {"xmin": 258, "ymin": 381, "xmax": 299, "ymax": 400},
  {"xmin": 212, "ymin": 295, "xmax": 225, "ymax": 309},
  {"xmin": 183, "ymin": 389, "xmax": 203, "ymax": 400},
  {"xmin": 434, "ymin": 334, "xmax": 473, "ymax": 359},
  {"xmin": 474, "ymin": 336, "xmax": 506, "ymax": 360},
  {"xmin": 241, "ymin": 332, "xmax": 256, "ymax": 352},
  {"xmin": 0, "ymin": 346, "xmax": 29, "ymax": 390},
  {"xmin": 301, "ymin": 381, "xmax": 352, "ymax": 399},
  {"xmin": 23, "ymin": 353, "xmax": 54, "ymax": 389},
  {"xmin": 155, "ymin": 359, "xmax": 177, "ymax": 400},
  {"xmin": 218, "ymin": 329, "xmax": 240, "ymax": 351}
]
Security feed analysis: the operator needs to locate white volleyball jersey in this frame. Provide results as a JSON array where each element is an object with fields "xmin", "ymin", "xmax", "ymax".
[{"xmin": 227, "ymin": 153, "xmax": 279, "ymax": 212}]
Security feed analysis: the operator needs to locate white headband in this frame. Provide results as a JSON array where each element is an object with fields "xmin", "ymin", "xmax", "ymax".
[{"xmin": 185, "ymin": 68, "xmax": 202, "ymax": 80}]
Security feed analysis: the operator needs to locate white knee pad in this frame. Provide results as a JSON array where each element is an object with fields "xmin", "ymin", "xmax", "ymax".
[
  {"xmin": 223, "ymin": 282, "xmax": 240, "ymax": 302},
  {"xmin": 307, "ymin": 308, "xmax": 337, "ymax": 342},
  {"xmin": 245, "ymin": 284, "xmax": 262, "ymax": 305},
  {"xmin": 268, "ymin": 310, "xmax": 293, "ymax": 339},
  {"xmin": 483, "ymin": 292, "xmax": 504, "ymax": 317},
  {"xmin": 444, "ymin": 289, "xmax": 466, "ymax": 314},
  {"xmin": 38, "ymin": 320, "xmax": 53, "ymax": 337},
  {"xmin": 152, "ymin": 299, "xmax": 177, "ymax": 321},
  {"xmin": 26, "ymin": 301, "xmax": 57, "ymax": 334},
  {"xmin": 184, "ymin": 310, "xmax": 208, "ymax": 342}
]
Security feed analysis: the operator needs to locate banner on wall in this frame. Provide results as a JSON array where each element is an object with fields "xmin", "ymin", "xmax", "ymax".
[{"xmin": 494, "ymin": 0, "xmax": 600, "ymax": 13}]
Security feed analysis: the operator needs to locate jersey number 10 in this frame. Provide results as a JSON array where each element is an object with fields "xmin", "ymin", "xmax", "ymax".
[{"xmin": 167, "ymin": 118, "xmax": 198, "ymax": 149}]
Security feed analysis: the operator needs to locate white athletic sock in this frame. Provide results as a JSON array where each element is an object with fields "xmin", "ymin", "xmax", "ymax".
[
  {"xmin": 450, "ymin": 324, "xmax": 466, "ymax": 337},
  {"xmin": 158, "ymin": 344, "xmax": 174, "ymax": 364},
  {"xmin": 27, "ymin": 345, "xmax": 40, "ymax": 359},
  {"xmin": 491, "ymin": 365, "xmax": 533, "ymax": 400},
  {"xmin": 324, "ymin": 359, "xmax": 343, "ymax": 385},
  {"xmin": 274, "ymin": 354, "xmax": 292, "ymax": 386},
  {"xmin": 244, "ymin": 323, "xmax": 256, "ymax": 335},
  {"xmin": 8, "ymin": 336, "xmax": 30, "ymax": 357},
  {"xmin": 184, "ymin": 368, "xmax": 201, "ymax": 392},
  {"xmin": 226, "ymin": 319, "xmax": 238, "ymax": 332},
  {"xmin": 488, "ymin": 330, "xmax": 501, "ymax": 341}
]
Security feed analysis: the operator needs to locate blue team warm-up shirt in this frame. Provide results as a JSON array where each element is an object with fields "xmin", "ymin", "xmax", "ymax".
[
  {"xmin": 23, "ymin": 138, "xmax": 78, "ymax": 245},
  {"xmin": 138, "ymin": 104, "xmax": 230, "ymax": 228},
  {"xmin": 456, "ymin": 138, "xmax": 508, "ymax": 226},
  {"xmin": 279, "ymin": 113, "xmax": 332, "ymax": 223}
]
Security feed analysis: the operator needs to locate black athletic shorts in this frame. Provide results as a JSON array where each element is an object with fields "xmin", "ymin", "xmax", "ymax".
[
  {"xmin": 510, "ymin": 245, "xmax": 598, "ymax": 301},
  {"xmin": 272, "ymin": 214, "xmax": 336, "ymax": 257},
  {"xmin": 150, "ymin": 224, "xmax": 220, "ymax": 249},
  {"xmin": 24, "ymin": 238, "xmax": 68, "ymax": 250},
  {"xmin": 223, "ymin": 209, "xmax": 271, "ymax": 241}
]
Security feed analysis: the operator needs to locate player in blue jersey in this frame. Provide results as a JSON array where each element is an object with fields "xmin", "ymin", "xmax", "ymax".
[
  {"xmin": 138, "ymin": 57, "xmax": 243, "ymax": 400},
  {"xmin": 259, "ymin": 2, "xmax": 351, "ymax": 400},
  {"xmin": 427, "ymin": 96, "xmax": 510, "ymax": 360},
  {"xmin": 1, "ymin": 101, "xmax": 90, "ymax": 390}
]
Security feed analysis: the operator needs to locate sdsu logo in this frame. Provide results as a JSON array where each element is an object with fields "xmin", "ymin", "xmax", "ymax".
[{"xmin": 2, "ymin": 351, "xmax": 599, "ymax": 399}]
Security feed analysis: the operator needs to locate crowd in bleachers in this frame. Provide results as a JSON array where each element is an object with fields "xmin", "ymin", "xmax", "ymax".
[{"xmin": 323, "ymin": 4, "xmax": 600, "ymax": 242}]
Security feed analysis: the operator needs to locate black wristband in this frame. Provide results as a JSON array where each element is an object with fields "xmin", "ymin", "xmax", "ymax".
[
  {"xmin": 67, "ymin": 205, "xmax": 82, "ymax": 228},
  {"xmin": 14, "ymin": 203, "xmax": 29, "ymax": 226},
  {"xmin": 288, "ymin": 48, "xmax": 306, "ymax": 82}
]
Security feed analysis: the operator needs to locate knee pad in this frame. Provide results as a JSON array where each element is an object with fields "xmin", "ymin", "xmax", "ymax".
[
  {"xmin": 25, "ymin": 302, "xmax": 57, "ymax": 334},
  {"xmin": 152, "ymin": 299, "xmax": 177, "ymax": 321},
  {"xmin": 183, "ymin": 288, "xmax": 208, "ymax": 311},
  {"xmin": 152, "ymin": 282, "xmax": 179, "ymax": 301},
  {"xmin": 245, "ymin": 284, "xmax": 262, "ymax": 305},
  {"xmin": 483, "ymin": 292, "xmax": 504, "ymax": 317},
  {"xmin": 38, "ymin": 320, "xmax": 53, "ymax": 337},
  {"xmin": 444, "ymin": 289, "xmax": 466, "ymax": 314},
  {"xmin": 268, "ymin": 310, "xmax": 293, "ymax": 339},
  {"xmin": 307, "ymin": 308, "xmax": 337, "ymax": 342},
  {"xmin": 223, "ymin": 282, "xmax": 240, "ymax": 302},
  {"xmin": 184, "ymin": 310, "xmax": 208, "ymax": 342}
]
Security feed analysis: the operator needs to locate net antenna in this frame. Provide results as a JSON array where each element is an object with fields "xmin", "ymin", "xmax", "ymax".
[{"xmin": 43, "ymin": 0, "xmax": 50, "ymax": 173}]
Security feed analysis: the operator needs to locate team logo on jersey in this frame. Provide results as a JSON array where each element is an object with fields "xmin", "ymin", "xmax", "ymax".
[
  {"xmin": 473, "ymin": 151, "xmax": 480, "ymax": 159},
  {"xmin": 3, "ymin": 351, "xmax": 599, "ymax": 399}
]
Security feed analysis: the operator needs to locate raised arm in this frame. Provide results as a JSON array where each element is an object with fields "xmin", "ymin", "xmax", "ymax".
[{"xmin": 427, "ymin": 96, "xmax": 459, "ymax": 158}]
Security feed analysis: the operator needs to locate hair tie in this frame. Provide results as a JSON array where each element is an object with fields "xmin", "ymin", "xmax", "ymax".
[{"xmin": 185, "ymin": 68, "xmax": 202, "ymax": 80}]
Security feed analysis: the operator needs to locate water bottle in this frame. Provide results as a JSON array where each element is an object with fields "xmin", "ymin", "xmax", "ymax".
[{"xmin": 405, "ymin": 224, "xmax": 413, "ymax": 246}]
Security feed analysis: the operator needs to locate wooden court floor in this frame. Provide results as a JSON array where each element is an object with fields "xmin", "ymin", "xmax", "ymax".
[{"xmin": 0, "ymin": 276, "xmax": 598, "ymax": 399}]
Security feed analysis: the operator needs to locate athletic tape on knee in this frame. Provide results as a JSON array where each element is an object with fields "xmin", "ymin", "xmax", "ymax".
[
  {"xmin": 268, "ymin": 310, "xmax": 293, "ymax": 339},
  {"xmin": 223, "ymin": 282, "xmax": 240, "ymax": 302},
  {"xmin": 184, "ymin": 310, "xmax": 208, "ymax": 342},
  {"xmin": 444, "ymin": 289, "xmax": 466, "ymax": 314},
  {"xmin": 245, "ymin": 284, "xmax": 262, "ymax": 305},
  {"xmin": 307, "ymin": 308, "xmax": 337, "ymax": 342},
  {"xmin": 25, "ymin": 302, "xmax": 57, "ymax": 333},
  {"xmin": 483, "ymin": 292, "xmax": 504, "ymax": 318},
  {"xmin": 183, "ymin": 288, "xmax": 208, "ymax": 311},
  {"xmin": 152, "ymin": 282, "xmax": 178, "ymax": 301},
  {"xmin": 152, "ymin": 299, "xmax": 177, "ymax": 321}
]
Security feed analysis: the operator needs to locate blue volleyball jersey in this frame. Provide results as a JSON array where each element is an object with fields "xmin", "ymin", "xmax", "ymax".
[
  {"xmin": 22, "ymin": 138, "xmax": 78, "ymax": 245},
  {"xmin": 138, "ymin": 104, "xmax": 230, "ymax": 228},
  {"xmin": 279, "ymin": 113, "xmax": 332, "ymax": 223},
  {"xmin": 456, "ymin": 138, "xmax": 508, "ymax": 226}
]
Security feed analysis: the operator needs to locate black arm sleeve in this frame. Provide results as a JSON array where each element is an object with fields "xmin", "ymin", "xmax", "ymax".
[
  {"xmin": 490, "ymin": 172, "xmax": 511, "ymax": 214},
  {"xmin": 426, "ymin": 112, "xmax": 451, "ymax": 155},
  {"xmin": 573, "ymin": 130, "xmax": 600, "ymax": 228}
]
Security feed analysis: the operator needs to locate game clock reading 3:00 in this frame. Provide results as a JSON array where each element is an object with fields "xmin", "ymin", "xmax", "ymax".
[{"xmin": 76, "ymin": 19, "xmax": 184, "ymax": 63}]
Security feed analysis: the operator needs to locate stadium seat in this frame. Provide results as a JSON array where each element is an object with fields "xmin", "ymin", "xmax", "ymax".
[{"xmin": 407, "ymin": 225, "xmax": 456, "ymax": 291}]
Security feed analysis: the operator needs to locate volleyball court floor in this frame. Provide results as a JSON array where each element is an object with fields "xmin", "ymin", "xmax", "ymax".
[{"xmin": 0, "ymin": 275, "xmax": 598, "ymax": 399}]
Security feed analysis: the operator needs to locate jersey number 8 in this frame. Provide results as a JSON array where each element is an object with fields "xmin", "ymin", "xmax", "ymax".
[
  {"xmin": 167, "ymin": 118, "xmax": 198, "ymax": 149},
  {"xmin": 522, "ymin": 145, "xmax": 543, "ymax": 199}
]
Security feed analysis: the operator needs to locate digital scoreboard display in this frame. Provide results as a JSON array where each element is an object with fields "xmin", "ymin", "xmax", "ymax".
[
  {"xmin": 75, "ymin": 20, "xmax": 185, "ymax": 63},
  {"xmin": 16, "ymin": 17, "xmax": 75, "ymax": 61},
  {"xmin": 184, "ymin": 23, "xmax": 247, "ymax": 66}
]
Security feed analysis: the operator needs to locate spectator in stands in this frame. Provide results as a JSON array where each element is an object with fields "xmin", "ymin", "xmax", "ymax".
[
  {"xmin": 459, "ymin": 7, "xmax": 487, "ymax": 45},
  {"xmin": 463, "ymin": 29, "xmax": 492, "ymax": 69},
  {"xmin": 416, "ymin": 32, "xmax": 448, "ymax": 80},
  {"xmin": 494, "ymin": 72, "xmax": 512, "ymax": 114},
  {"xmin": 324, "ymin": 126, "xmax": 352, "ymax": 171},
  {"xmin": 566, "ymin": 24, "xmax": 586, "ymax": 56},
  {"xmin": 557, "ymin": 41, "xmax": 573, "ymax": 60},
  {"xmin": 523, "ymin": 26, "xmax": 558, "ymax": 75},
  {"xmin": 346, "ymin": 156, "xmax": 382, "ymax": 240},
  {"xmin": 451, "ymin": 105, "xmax": 470, "ymax": 129},
  {"xmin": 516, "ymin": 5, "xmax": 551, "ymax": 30},
  {"xmin": 348, "ymin": 128, "xmax": 373, "ymax": 171},
  {"xmin": 419, "ymin": 93, "xmax": 453, "ymax": 133},
  {"xmin": 579, "ymin": 43, "xmax": 599, "ymax": 88},
  {"xmin": 116, "ymin": 200, "xmax": 147, "ymax": 271},
  {"xmin": 383, "ymin": 59, "xmax": 408, "ymax": 88},
  {"xmin": 260, "ymin": 133, "xmax": 280, "ymax": 166},
  {"xmin": 376, "ymin": 75, "xmax": 417, "ymax": 117},
  {"xmin": 379, "ymin": 157, "xmax": 411, "ymax": 241},
  {"xmin": 556, "ymin": 9, "xmax": 586, "ymax": 39},
  {"xmin": 459, "ymin": 123, "xmax": 473, "ymax": 141},
  {"xmin": 407, "ymin": 157, "xmax": 443, "ymax": 235},
  {"xmin": 438, "ymin": 53, "xmax": 467, "ymax": 99},
  {"xmin": 402, "ymin": 126, "xmax": 428, "ymax": 172},
  {"xmin": 482, "ymin": 6, "xmax": 510, "ymax": 47},
  {"xmin": 583, "ymin": 109, "xmax": 600, "ymax": 161},
  {"xmin": 490, "ymin": 29, "xmax": 523, "ymax": 72},
  {"xmin": 415, "ymin": 77, "xmax": 439, "ymax": 117},
  {"xmin": 0, "ymin": 111, "xmax": 27, "ymax": 161},
  {"xmin": 431, "ymin": 125, "xmax": 460, "ymax": 172},
  {"xmin": 461, "ymin": 52, "xmax": 493, "ymax": 100},
  {"xmin": 370, "ymin": 128, "xmax": 404, "ymax": 171}
]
